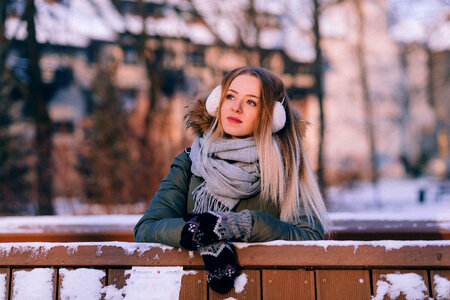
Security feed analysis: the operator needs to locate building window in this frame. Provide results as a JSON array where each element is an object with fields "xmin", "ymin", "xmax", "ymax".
[
  {"xmin": 53, "ymin": 121, "xmax": 75, "ymax": 134},
  {"xmin": 188, "ymin": 51, "xmax": 204, "ymax": 66}
]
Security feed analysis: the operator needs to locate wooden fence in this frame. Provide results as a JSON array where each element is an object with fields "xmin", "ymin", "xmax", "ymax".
[{"xmin": 1, "ymin": 241, "xmax": 449, "ymax": 299}]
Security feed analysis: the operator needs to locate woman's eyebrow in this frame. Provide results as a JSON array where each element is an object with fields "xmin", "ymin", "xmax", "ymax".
[{"xmin": 228, "ymin": 89, "xmax": 259, "ymax": 99}]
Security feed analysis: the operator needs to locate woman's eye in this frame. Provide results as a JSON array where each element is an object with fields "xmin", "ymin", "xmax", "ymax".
[
  {"xmin": 247, "ymin": 100, "xmax": 256, "ymax": 106},
  {"xmin": 226, "ymin": 94, "xmax": 234, "ymax": 100}
]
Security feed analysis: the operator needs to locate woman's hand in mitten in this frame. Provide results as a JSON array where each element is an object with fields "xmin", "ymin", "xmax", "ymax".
[
  {"xmin": 179, "ymin": 210, "xmax": 253, "ymax": 251},
  {"xmin": 200, "ymin": 241, "xmax": 240, "ymax": 294},
  {"xmin": 182, "ymin": 213, "xmax": 199, "ymax": 221}
]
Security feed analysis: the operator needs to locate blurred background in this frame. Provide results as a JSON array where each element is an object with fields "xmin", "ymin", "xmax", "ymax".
[{"xmin": 0, "ymin": 0, "xmax": 449, "ymax": 219}]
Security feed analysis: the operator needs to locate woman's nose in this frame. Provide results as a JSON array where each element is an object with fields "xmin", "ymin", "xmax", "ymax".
[{"xmin": 231, "ymin": 99, "xmax": 242, "ymax": 112}]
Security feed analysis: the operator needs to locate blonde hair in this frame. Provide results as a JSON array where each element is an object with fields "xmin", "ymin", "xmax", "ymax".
[{"xmin": 204, "ymin": 66, "xmax": 330, "ymax": 231}]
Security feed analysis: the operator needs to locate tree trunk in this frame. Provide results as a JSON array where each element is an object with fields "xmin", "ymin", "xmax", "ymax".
[
  {"xmin": 425, "ymin": 46, "xmax": 435, "ymax": 109},
  {"xmin": 25, "ymin": 0, "xmax": 54, "ymax": 215},
  {"xmin": 398, "ymin": 45, "xmax": 413, "ymax": 174},
  {"xmin": 312, "ymin": 0, "xmax": 327, "ymax": 198},
  {"xmin": 355, "ymin": 0, "xmax": 378, "ymax": 184},
  {"xmin": 136, "ymin": 0, "xmax": 163, "ymax": 146},
  {"xmin": 0, "ymin": 0, "xmax": 7, "ymax": 76}
]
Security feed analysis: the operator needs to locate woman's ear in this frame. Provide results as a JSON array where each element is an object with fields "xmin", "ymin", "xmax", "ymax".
[{"xmin": 205, "ymin": 85, "xmax": 222, "ymax": 116}]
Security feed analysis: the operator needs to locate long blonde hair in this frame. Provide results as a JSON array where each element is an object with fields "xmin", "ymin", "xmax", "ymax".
[{"xmin": 204, "ymin": 66, "xmax": 330, "ymax": 231}]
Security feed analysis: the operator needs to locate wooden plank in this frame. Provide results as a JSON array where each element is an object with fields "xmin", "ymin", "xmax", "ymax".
[
  {"xmin": 57, "ymin": 268, "xmax": 64, "ymax": 300},
  {"xmin": 209, "ymin": 270, "xmax": 260, "ymax": 300},
  {"xmin": 1, "ymin": 243, "xmax": 449, "ymax": 267},
  {"xmin": 58, "ymin": 268, "xmax": 106, "ymax": 300},
  {"xmin": 11, "ymin": 268, "xmax": 57, "ymax": 299},
  {"xmin": 430, "ymin": 270, "xmax": 450, "ymax": 300},
  {"xmin": 0, "ymin": 231, "xmax": 134, "ymax": 243},
  {"xmin": 236, "ymin": 243, "xmax": 450, "ymax": 267},
  {"xmin": 0, "ymin": 243, "xmax": 204, "ymax": 267},
  {"xmin": 179, "ymin": 270, "xmax": 207, "ymax": 300},
  {"xmin": 316, "ymin": 269, "xmax": 371, "ymax": 300},
  {"xmin": 108, "ymin": 268, "xmax": 130, "ymax": 290},
  {"xmin": 329, "ymin": 220, "xmax": 450, "ymax": 240},
  {"xmin": 262, "ymin": 269, "xmax": 315, "ymax": 300},
  {"xmin": 372, "ymin": 269, "xmax": 430, "ymax": 300},
  {"xmin": 0, "ymin": 268, "xmax": 9, "ymax": 300}
]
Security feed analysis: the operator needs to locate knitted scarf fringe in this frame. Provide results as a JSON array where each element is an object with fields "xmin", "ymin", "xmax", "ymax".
[{"xmin": 192, "ymin": 181, "xmax": 231, "ymax": 213}]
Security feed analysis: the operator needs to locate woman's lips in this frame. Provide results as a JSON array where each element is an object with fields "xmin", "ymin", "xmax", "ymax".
[{"xmin": 227, "ymin": 116, "xmax": 242, "ymax": 123}]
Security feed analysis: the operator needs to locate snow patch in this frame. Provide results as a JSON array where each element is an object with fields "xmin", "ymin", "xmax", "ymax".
[
  {"xmin": 116, "ymin": 242, "xmax": 173, "ymax": 256},
  {"xmin": 12, "ymin": 268, "xmax": 54, "ymax": 300},
  {"xmin": 233, "ymin": 240, "xmax": 450, "ymax": 253},
  {"xmin": 329, "ymin": 211, "xmax": 450, "ymax": 222},
  {"xmin": 183, "ymin": 270, "xmax": 198, "ymax": 276},
  {"xmin": 102, "ymin": 267, "xmax": 185, "ymax": 300},
  {"xmin": 0, "ymin": 244, "xmax": 64, "ymax": 259},
  {"xmin": 372, "ymin": 273, "xmax": 427, "ymax": 300},
  {"xmin": 428, "ymin": 21, "xmax": 450, "ymax": 51},
  {"xmin": 0, "ymin": 273, "xmax": 6, "ymax": 300},
  {"xmin": 60, "ymin": 268, "xmax": 105, "ymax": 300},
  {"xmin": 188, "ymin": 23, "xmax": 215, "ymax": 45},
  {"xmin": 254, "ymin": 0, "xmax": 285, "ymax": 14},
  {"xmin": 390, "ymin": 19, "xmax": 426, "ymax": 44},
  {"xmin": 434, "ymin": 274, "xmax": 450, "ymax": 300},
  {"xmin": 66, "ymin": 244, "xmax": 79, "ymax": 255},
  {"xmin": 0, "ymin": 214, "xmax": 140, "ymax": 233},
  {"xmin": 102, "ymin": 285, "xmax": 124, "ymax": 300},
  {"xmin": 234, "ymin": 273, "xmax": 248, "ymax": 293},
  {"xmin": 327, "ymin": 178, "xmax": 450, "ymax": 220},
  {"xmin": 57, "ymin": 266, "xmax": 191, "ymax": 299}
]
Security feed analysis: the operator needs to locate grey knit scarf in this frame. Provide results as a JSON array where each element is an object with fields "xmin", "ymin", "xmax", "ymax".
[{"xmin": 190, "ymin": 135, "xmax": 260, "ymax": 213}]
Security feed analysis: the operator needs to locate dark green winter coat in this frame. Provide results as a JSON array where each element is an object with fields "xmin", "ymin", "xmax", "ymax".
[{"xmin": 134, "ymin": 150, "xmax": 324, "ymax": 248}]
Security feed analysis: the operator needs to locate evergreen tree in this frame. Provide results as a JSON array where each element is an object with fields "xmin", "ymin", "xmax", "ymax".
[
  {"xmin": 78, "ymin": 64, "xmax": 154, "ymax": 210},
  {"xmin": 0, "ymin": 83, "xmax": 33, "ymax": 214}
]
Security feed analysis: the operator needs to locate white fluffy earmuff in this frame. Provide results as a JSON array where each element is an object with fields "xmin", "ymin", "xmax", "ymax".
[
  {"xmin": 205, "ymin": 85, "xmax": 222, "ymax": 116},
  {"xmin": 205, "ymin": 85, "xmax": 286, "ymax": 133},
  {"xmin": 272, "ymin": 100, "xmax": 286, "ymax": 133}
]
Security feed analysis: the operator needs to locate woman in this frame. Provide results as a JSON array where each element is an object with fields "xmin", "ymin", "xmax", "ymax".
[{"xmin": 134, "ymin": 66, "xmax": 330, "ymax": 294}]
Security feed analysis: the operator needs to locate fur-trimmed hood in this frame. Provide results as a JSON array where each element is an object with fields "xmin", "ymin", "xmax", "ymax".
[
  {"xmin": 185, "ymin": 97, "xmax": 214, "ymax": 136},
  {"xmin": 184, "ymin": 96, "xmax": 309, "ymax": 138}
]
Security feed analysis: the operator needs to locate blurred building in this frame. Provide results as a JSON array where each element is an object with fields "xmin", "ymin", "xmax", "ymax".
[{"xmin": 3, "ymin": 0, "xmax": 450, "ymax": 193}]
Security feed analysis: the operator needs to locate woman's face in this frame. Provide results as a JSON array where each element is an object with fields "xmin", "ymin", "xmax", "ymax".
[{"xmin": 220, "ymin": 74, "xmax": 261, "ymax": 138}]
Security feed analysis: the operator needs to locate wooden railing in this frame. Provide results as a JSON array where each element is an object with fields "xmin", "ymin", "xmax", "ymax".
[{"xmin": 1, "ymin": 241, "xmax": 449, "ymax": 299}]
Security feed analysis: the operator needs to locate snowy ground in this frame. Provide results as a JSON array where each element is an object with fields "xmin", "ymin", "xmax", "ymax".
[
  {"xmin": 48, "ymin": 176, "xmax": 448, "ymax": 221},
  {"xmin": 0, "ymin": 177, "xmax": 449, "ymax": 234},
  {"xmin": 327, "ymin": 177, "xmax": 450, "ymax": 221}
]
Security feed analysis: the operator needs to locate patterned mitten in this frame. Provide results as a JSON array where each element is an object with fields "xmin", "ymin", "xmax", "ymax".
[
  {"xmin": 180, "ymin": 210, "xmax": 253, "ymax": 251},
  {"xmin": 200, "ymin": 241, "xmax": 240, "ymax": 294}
]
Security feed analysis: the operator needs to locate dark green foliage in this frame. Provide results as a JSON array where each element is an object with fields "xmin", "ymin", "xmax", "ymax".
[
  {"xmin": 0, "ymin": 84, "xmax": 33, "ymax": 214},
  {"xmin": 78, "ymin": 65, "xmax": 153, "ymax": 208}
]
